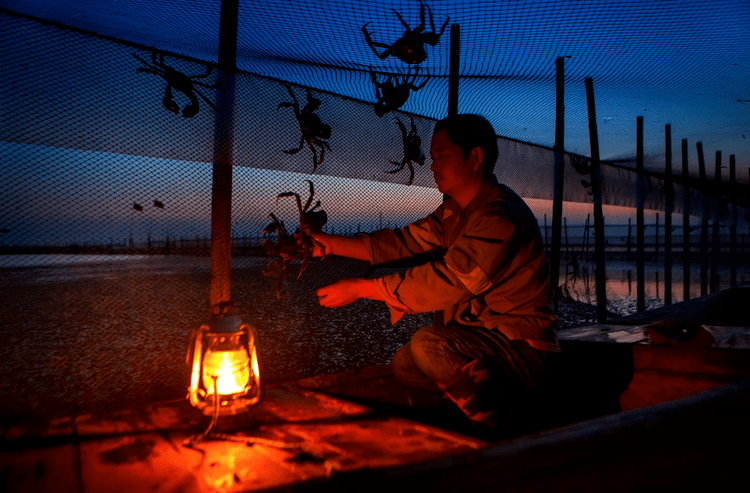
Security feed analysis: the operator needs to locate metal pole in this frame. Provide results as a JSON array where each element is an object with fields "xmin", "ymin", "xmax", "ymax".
[
  {"xmin": 664, "ymin": 125, "xmax": 673, "ymax": 305},
  {"xmin": 584, "ymin": 77, "xmax": 607, "ymax": 321},
  {"xmin": 681, "ymin": 139, "xmax": 690, "ymax": 301},
  {"xmin": 209, "ymin": 0, "xmax": 239, "ymax": 313},
  {"xmin": 550, "ymin": 57, "xmax": 565, "ymax": 309},
  {"xmin": 636, "ymin": 116, "xmax": 645, "ymax": 311},
  {"xmin": 697, "ymin": 141, "xmax": 708, "ymax": 297},
  {"xmin": 448, "ymin": 24, "xmax": 460, "ymax": 117}
]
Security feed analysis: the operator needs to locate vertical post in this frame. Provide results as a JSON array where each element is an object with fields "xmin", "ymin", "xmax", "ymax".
[
  {"xmin": 664, "ymin": 125, "xmax": 673, "ymax": 305},
  {"xmin": 627, "ymin": 217, "xmax": 632, "ymax": 261},
  {"xmin": 682, "ymin": 139, "xmax": 690, "ymax": 301},
  {"xmin": 584, "ymin": 77, "xmax": 607, "ymax": 321},
  {"xmin": 654, "ymin": 213, "xmax": 660, "ymax": 262},
  {"xmin": 550, "ymin": 57, "xmax": 565, "ymax": 309},
  {"xmin": 729, "ymin": 154, "xmax": 737, "ymax": 288},
  {"xmin": 209, "ymin": 0, "xmax": 239, "ymax": 313},
  {"xmin": 710, "ymin": 151, "xmax": 721, "ymax": 293},
  {"xmin": 448, "ymin": 24, "xmax": 460, "ymax": 117},
  {"xmin": 636, "ymin": 116, "xmax": 645, "ymax": 312},
  {"xmin": 697, "ymin": 142, "xmax": 708, "ymax": 297}
]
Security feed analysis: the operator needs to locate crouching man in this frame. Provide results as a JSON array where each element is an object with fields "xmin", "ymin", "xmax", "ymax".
[{"xmin": 310, "ymin": 114, "xmax": 560, "ymax": 435}]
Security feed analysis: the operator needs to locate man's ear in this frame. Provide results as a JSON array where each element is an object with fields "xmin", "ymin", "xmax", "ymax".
[{"xmin": 470, "ymin": 146, "xmax": 485, "ymax": 172}]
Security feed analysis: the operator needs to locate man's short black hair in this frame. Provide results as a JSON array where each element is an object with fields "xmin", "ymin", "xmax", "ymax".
[{"xmin": 433, "ymin": 114, "xmax": 499, "ymax": 178}]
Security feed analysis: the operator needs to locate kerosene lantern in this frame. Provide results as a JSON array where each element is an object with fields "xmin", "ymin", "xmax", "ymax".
[{"xmin": 186, "ymin": 304, "xmax": 262, "ymax": 416}]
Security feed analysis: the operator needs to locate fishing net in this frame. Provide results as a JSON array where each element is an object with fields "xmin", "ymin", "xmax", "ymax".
[{"xmin": 1, "ymin": 1, "xmax": 749, "ymax": 424}]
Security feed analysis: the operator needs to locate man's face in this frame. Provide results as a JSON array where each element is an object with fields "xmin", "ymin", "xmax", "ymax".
[{"xmin": 429, "ymin": 129, "xmax": 482, "ymax": 196}]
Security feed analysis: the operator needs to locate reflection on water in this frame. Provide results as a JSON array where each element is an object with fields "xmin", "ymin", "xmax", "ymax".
[{"xmin": 560, "ymin": 259, "xmax": 750, "ymax": 314}]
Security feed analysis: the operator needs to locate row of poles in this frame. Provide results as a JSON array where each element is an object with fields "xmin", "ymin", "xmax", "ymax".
[
  {"xmin": 207, "ymin": 5, "xmax": 742, "ymax": 322},
  {"xmin": 548, "ymin": 58, "xmax": 744, "ymax": 320}
]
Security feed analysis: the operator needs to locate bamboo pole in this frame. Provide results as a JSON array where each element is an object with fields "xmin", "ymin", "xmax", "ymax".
[
  {"xmin": 584, "ymin": 78, "xmax": 607, "ymax": 321},
  {"xmin": 710, "ymin": 151, "xmax": 721, "ymax": 293},
  {"xmin": 729, "ymin": 154, "xmax": 737, "ymax": 288},
  {"xmin": 682, "ymin": 139, "xmax": 690, "ymax": 301},
  {"xmin": 636, "ymin": 116, "xmax": 645, "ymax": 312},
  {"xmin": 697, "ymin": 142, "xmax": 708, "ymax": 297},
  {"xmin": 209, "ymin": 0, "xmax": 239, "ymax": 313},
  {"xmin": 550, "ymin": 57, "xmax": 565, "ymax": 309},
  {"xmin": 664, "ymin": 125, "xmax": 673, "ymax": 305}
]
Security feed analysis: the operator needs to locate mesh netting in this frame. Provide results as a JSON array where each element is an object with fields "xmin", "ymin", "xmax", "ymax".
[{"xmin": 1, "ymin": 1, "xmax": 749, "ymax": 424}]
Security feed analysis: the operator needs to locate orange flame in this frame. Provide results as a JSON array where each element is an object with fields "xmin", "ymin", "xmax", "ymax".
[{"xmin": 202, "ymin": 349, "xmax": 250, "ymax": 395}]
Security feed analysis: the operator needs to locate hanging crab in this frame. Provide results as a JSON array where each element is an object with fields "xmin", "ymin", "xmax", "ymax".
[
  {"xmin": 278, "ymin": 85, "xmax": 331, "ymax": 172},
  {"xmin": 362, "ymin": 0, "xmax": 449, "ymax": 65},
  {"xmin": 369, "ymin": 66, "xmax": 427, "ymax": 117},
  {"xmin": 262, "ymin": 180, "xmax": 328, "ymax": 298},
  {"xmin": 132, "ymin": 50, "xmax": 220, "ymax": 118},
  {"xmin": 388, "ymin": 116, "xmax": 425, "ymax": 186}
]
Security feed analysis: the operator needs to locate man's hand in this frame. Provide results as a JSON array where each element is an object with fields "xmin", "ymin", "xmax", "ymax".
[
  {"xmin": 316, "ymin": 278, "xmax": 378, "ymax": 308},
  {"xmin": 308, "ymin": 233, "xmax": 371, "ymax": 261},
  {"xmin": 308, "ymin": 233, "xmax": 332, "ymax": 258}
]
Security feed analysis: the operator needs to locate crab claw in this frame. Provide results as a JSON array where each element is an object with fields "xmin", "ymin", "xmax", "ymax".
[{"xmin": 162, "ymin": 87, "xmax": 179, "ymax": 114}]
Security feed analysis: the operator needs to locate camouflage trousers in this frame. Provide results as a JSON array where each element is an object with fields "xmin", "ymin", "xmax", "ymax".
[{"xmin": 392, "ymin": 325, "xmax": 560, "ymax": 434}]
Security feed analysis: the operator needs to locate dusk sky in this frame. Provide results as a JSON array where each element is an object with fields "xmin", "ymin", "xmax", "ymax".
[{"xmin": 2, "ymin": 1, "xmax": 748, "ymax": 245}]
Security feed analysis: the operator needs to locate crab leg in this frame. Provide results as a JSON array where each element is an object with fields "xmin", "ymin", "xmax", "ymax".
[{"xmin": 303, "ymin": 180, "xmax": 314, "ymax": 212}]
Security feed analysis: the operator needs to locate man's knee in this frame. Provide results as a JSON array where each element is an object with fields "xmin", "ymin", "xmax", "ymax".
[
  {"xmin": 410, "ymin": 326, "xmax": 450, "ymax": 359},
  {"xmin": 392, "ymin": 343, "xmax": 413, "ymax": 377},
  {"xmin": 410, "ymin": 326, "xmax": 466, "ymax": 384}
]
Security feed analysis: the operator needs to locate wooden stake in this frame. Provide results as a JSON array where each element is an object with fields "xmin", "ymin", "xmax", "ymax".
[
  {"xmin": 729, "ymin": 155, "xmax": 737, "ymax": 288},
  {"xmin": 655, "ymin": 213, "xmax": 660, "ymax": 263},
  {"xmin": 682, "ymin": 139, "xmax": 690, "ymax": 301},
  {"xmin": 551, "ymin": 57, "xmax": 565, "ymax": 309},
  {"xmin": 664, "ymin": 125, "xmax": 673, "ymax": 305},
  {"xmin": 710, "ymin": 151, "xmax": 721, "ymax": 293},
  {"xmin": 697, "ymin": 142, "xmax": 708, "ymax": 297},
  {"xmin": 637, "ymin": 116, "xmax": 645, "ymax": 312},
  {"xmin": 627, "ymin": 217, "xmax": 632, "ymax": 262},
  {"xmin": 448, "ymin": 24, "xmax": 460, "ymax": 117},
  {"xmin": 209, "ymin": 0, "xmax": 239, "ymax": 312},
  {"xmin": 584, "ymin": 77, "xmax": 607, "ymax": 321}
]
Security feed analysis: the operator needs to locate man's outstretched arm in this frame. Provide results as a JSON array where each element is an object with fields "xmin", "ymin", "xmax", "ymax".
[{"xmin": 310, "ymin": 232, "xmax": 370, "ymax": 261}]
